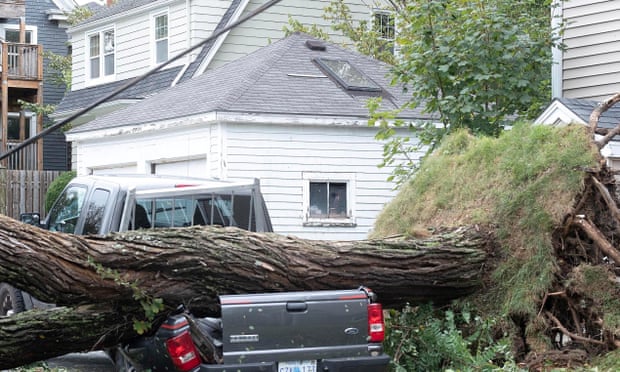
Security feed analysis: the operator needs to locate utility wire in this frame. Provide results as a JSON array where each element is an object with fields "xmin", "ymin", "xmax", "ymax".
[{"xmin": 0, "ymin": 0, "xmax": 282, "ymax": 161}]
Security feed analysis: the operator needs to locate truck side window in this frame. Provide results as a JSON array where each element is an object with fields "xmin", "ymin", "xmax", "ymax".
[
  {"xmin": 83, "ymin": 189, "xmax": 110, "ymax": 235},
  {"xmin": 47, "ymin": 185, "xmax": 87, "ymax": 233}
]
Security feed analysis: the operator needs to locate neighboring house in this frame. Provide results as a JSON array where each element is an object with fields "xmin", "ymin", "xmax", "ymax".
[
  {"xmin": 0, "ymin": 0, "xmax": 77, "ymax": 170},
  {"xmin": 538, "ymin": 1, "xmax": 620, "ymax": 167},
  {"xmin": 53, "ymin": 0, "xmax": 395, "ymax": 128},
  {"xmin": 550, "ymin": 0, "xmax": 620, "ymax": 101},
  {"xmin": 535, "ymin": 97, "xmax": 620, "ymax": 168},
  {"xmin": 65, "ymin": 33, "xmax": 431, "ymax": 240}
]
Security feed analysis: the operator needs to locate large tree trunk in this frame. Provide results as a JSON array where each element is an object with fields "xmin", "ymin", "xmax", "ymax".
[{"xmin": 0, "ymin": 214, "xmax": 490, "ymax": 369}]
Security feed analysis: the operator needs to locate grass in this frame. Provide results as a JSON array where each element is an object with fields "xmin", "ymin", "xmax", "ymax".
[{"xmin": 372, "ymin": 121, "xmax": 600, "ymax": 320}]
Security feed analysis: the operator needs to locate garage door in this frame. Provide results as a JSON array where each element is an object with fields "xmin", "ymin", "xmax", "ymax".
[
  {"xmin": 153, "ymin": 158, "xmax": 207, "ymax": 177},
  {"xmin": 92, "ymin": 165, "xmax": 137, "ymax": 175}
]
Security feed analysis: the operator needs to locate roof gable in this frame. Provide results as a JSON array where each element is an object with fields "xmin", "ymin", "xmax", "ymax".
[
  {"xmin": 536, "ymin": 97, "xmax": 620, "ymax": 132},
  {"xmin": 69, "ymin": 33, "xmax": 430, "ymax": 134}
]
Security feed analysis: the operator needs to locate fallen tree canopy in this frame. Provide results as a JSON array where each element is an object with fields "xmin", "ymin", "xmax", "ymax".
[{"xmin": 0, "ymin": 216, "xmax": 490, "ymax": 369}]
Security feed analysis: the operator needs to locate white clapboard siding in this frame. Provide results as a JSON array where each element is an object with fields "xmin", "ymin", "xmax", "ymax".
[
  {"xmin": 208, "ymin": 0, "xmax": 384, "ymax": 71},
  {"xmin": 190, "ymin": 0, "xmax": 230, "ymax": 46},
  {"xmin": 561, "ymin": 0, "xmax": 620, "ymax": 100},
  {"xmin": 223, "ymin": 122, "xmax": 414, "ymax": 240}
]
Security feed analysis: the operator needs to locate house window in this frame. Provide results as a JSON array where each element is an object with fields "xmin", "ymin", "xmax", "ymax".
[
  {"xmin": 153, "ymin": 13, "xmax": 168, "ymax": 64},
  {"xmin": 374, "ymin": 11, "xmax": 395, "ymax": 41},
  {"xmin": 373, "ymin": 10, "xmax": 395, "ymax": 54},
  {"xmin": 315, "ymin": 58, "xmax": 381, "ymax": 92},
  {"xmin": 4, "ymin": 29, "xmax": 34, "ymax": 44},
  {"xmin": 89, "ymin": 29, "xmax": 115, "ymax": 80},
  {"xmin": 303, "ymin": 173, "xmax": 356, "ymax": 227},
  {"xmin": 309, "ymin": 182, "xmax": 347, "ymax": 218}
]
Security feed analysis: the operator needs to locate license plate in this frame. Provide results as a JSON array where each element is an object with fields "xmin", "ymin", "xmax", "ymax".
[{"xmin": 277, "ymin": 360, "xmax": 317, "ymax": 372}]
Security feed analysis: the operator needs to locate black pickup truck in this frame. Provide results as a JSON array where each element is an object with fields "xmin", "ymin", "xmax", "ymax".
[{"xmin": 5, "ymin": 174, "xmax": 390, "ymax": 372}]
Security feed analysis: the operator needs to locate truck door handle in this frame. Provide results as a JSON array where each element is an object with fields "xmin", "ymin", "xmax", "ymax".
[{"xmin": 286, "ymin": 301, "xmax": 307, "ymax": 312}]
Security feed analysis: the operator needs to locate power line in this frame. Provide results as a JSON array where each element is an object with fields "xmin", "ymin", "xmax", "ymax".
[{"xmin": 0, "ymin": 0, "xmax": 282, "ymax": 161}]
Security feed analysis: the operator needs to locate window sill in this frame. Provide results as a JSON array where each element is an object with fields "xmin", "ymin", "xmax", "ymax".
[{"xmin": 303, "ymin": 220, "xmax": 357, "ymax": 228}]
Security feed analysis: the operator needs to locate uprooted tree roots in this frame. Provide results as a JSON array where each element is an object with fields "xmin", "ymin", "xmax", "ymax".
[{"xmin": 520, "ymin": 168, "xmax": 620, "ymax": 370}]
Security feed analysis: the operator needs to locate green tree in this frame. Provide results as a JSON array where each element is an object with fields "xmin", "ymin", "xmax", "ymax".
[{"xmin": 288, "ymin": 0, "xmax": 561, "ymax": 186}]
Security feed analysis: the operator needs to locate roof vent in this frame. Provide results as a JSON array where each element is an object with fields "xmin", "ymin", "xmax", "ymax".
[{"xmin": 305, "ymin": 40, "xmax": 326, "ymax": 51}]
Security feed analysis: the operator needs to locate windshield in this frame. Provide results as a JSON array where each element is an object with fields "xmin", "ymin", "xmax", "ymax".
[{"xmin": 46, "ymin": 185, "xmax": 87, "ymax": 233}]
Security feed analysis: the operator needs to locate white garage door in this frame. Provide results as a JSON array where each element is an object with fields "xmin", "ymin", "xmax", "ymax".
[
  {"xmin": 92, "ymin": 165, "xmax": 137, "ymax": 175},
  {"xmin": 153, "ymin": 158, "xmax": 207, "ymax": 178}
]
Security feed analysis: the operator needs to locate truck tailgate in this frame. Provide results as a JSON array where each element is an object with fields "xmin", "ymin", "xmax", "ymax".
[{"xmin": 219, "ymin": 289, "xmax": 371, "ymax": 364}]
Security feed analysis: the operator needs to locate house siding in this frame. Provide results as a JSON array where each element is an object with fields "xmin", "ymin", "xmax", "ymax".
[
  {"xmin": 209, "ymin": 0, "xmax": 378, "ymax": 71},
  {"xmin": 562, "ymin": 0, "xmax": 620, "ymax": 100},
  {"xmin": 26, "ymin": 0, "xmax": 71, "ymax": 170},
  {"xmin": 70, "ymin": 0, "xmax": 192, "ymax": 90},
  {"xmin": 223, "ymin": 123, "xmax": 418, "ymax": 240},
  {"xmin": 69, "ymin": 120, "xmax": 422, "ymax": 241}
]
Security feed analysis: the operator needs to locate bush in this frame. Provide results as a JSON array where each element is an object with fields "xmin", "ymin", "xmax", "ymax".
[{"xmin": 384, "ymin": 304, "xmax": 520, "ymax": 371}]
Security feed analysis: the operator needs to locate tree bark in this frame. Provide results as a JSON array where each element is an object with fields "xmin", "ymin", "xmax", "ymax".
[{"xmin": 0, "ymin": 214, "xmax": 490, "ymax": 368}]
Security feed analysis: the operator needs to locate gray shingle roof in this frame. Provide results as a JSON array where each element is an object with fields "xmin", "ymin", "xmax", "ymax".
[
  {"xmin": 56, "ymin": 66, "xmax": 183, "ymax": 114},
  {"xmin": 557, "ymin": 97, "xmax": 620, "ymax": 131},
  {"xmin": 76, "ymin": 0, "xmax": 154, "ymax": 25},
  {"xmin": 69, "ymin": 33, "xmax": 431, "ymax": 134}
]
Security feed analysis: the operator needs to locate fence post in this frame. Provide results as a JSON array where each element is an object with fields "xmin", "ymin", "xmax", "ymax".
[{"xmin": 0, "ymin": 167, "xmax": 6, "ymax": 216}]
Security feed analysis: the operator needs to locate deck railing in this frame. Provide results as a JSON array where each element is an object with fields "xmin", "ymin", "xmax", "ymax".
[{"xmin": 0, "ymin": 41, "xmax": 42, "ymax": 80}]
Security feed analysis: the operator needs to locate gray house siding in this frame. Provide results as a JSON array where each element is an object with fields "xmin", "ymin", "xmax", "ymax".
[
  {"xmin": 27, "ymin": 0, "xmax": 71, "ymax": 170},
  {"xmin": 561, "ymin": 0, "xmax": 620, "ymax": 101}
]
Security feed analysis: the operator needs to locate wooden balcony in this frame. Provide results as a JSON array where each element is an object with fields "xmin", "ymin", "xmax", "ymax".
[
  {"xmin": 0, "ymin": 41, "xmax": 43, "ymax": 170},
  {"xmin": 0, "ymin": 41, "xmax": 43, "ymax": 85}
]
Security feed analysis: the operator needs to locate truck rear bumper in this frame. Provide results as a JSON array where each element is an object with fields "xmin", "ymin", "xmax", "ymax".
[{"xmin": 198, "ymin": 354, "xmax": 391, "ymax": 372}]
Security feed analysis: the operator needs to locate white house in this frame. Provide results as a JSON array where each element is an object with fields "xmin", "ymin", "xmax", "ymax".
[
  {"xmin": 54, "ymin": 0, "xmax": 396, "ymax": 127},
  {"xmin": 538, "ymin": 1, "xmax": 620, "ymax": 167},
  {"xmin": 64, "ymin": 33, "xmax": 431, "ymax": 240}
]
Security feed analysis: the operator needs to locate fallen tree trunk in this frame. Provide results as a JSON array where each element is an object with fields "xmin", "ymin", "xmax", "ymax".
[
  {"xmin": 0, "ymin": 305, "xmax": 132, "ymax": 369},
  {"xmin": 0, "ymin": 214, "xmax": 490, "ymax": 368},
  {"xmin": 0, "ymin": 216, "xmax": 489, "ymax": 311}
]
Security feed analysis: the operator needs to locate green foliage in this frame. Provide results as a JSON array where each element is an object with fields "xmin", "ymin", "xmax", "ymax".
[
  {"xmin": 384, "ymin": 304, "xmax": 521, "ymax": 371},
  {"xmin": 66, "ymin": 6, "xmax": 94, "ymax": 26},
  {"xmin": 373, "ymin": 123, "xmax": 599, "ymax": 321},
  {"xmin": 88, "ymin": 257, "xmax": 165, "ymax": 335},
  {"xmin": 285, "ymin": 0, "xmax": 396, "ymax": 64},
  {"xmin": 17, "ymin": 100, "xmax": 56, "ymax": 118},
  {"xmin": 283, "ymin": 16, "xmax": 330, "ymax": 41},
  {"xmin": 43, "ymin": 50, "xmax": 72, "ymax": 90},
  {"xmin": 44, "ymin": 171, "xmax": 76, "ymax": 214}
]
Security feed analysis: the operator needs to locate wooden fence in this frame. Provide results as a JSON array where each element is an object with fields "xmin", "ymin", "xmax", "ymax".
[{"xmin": 0, "ymin": 169, "xmax": 62, "ymax": 220}]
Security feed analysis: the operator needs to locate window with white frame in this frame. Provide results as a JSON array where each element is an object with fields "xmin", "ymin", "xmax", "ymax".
[
  {"xmin": 153, "ymin": 12, "xmax": 168, "ymax": 64},
  {"xmin": 373, "ymin": 10, "xmax": 395, "ymax": 54},
  {"xmin": 303, "ymin": 173, "xmax": 356, "ymax": 226},
  {"xmin": 88, "ymin": 28, "xmax": 115, "ymax": 80}
]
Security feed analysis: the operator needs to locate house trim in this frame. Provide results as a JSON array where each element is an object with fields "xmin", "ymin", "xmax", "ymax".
[
  {"xmin": 193, "ymin": 0, "xmax": 251, "ymax": 77},
  {"xmin": 65, "ymin": 110, "xmax": 404, "ymax": 142},
  {"xmin": 68, "ymin": 0, "xmax": 179, "ymax": 33},
  {"xmin": 534, "ymin": 99, "xmax": 586, "ymax": 126}
]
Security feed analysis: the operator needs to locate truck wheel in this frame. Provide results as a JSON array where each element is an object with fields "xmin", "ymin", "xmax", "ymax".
[{"xmin": 0, "ymin": 283, "xmax": 26, "ymax": 316}]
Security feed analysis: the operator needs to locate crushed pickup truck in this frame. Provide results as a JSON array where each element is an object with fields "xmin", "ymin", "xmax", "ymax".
[{"xmin": 3, "ymin": 174, "xmax": 391, "ymax": 372}]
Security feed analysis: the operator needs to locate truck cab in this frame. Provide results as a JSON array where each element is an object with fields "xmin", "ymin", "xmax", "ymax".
[
  {"xmin": 1, "ymin": 174, "xmax": 272, "ymax": 316},
  {"xmin": 44, "ymin": 174, "xmax": 272, "ymax": 235}
]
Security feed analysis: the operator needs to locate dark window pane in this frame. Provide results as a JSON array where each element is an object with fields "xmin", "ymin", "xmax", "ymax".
[
  {"xmin": 328, "ymin": 183, "xmax": 347, "ymax": 217},
  {"xmin": 83, "ymin": 189, "xmax": 110, "ymax": 234}
]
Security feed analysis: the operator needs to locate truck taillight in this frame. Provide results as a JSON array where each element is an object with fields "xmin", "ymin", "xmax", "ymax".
[
  {"xmin": 165, "ymin": 330, "xmax": 201, "ymax": 371},
  {"xmin": 367, "ymin": 303, "xmax": 385, "ymax": 342}
]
